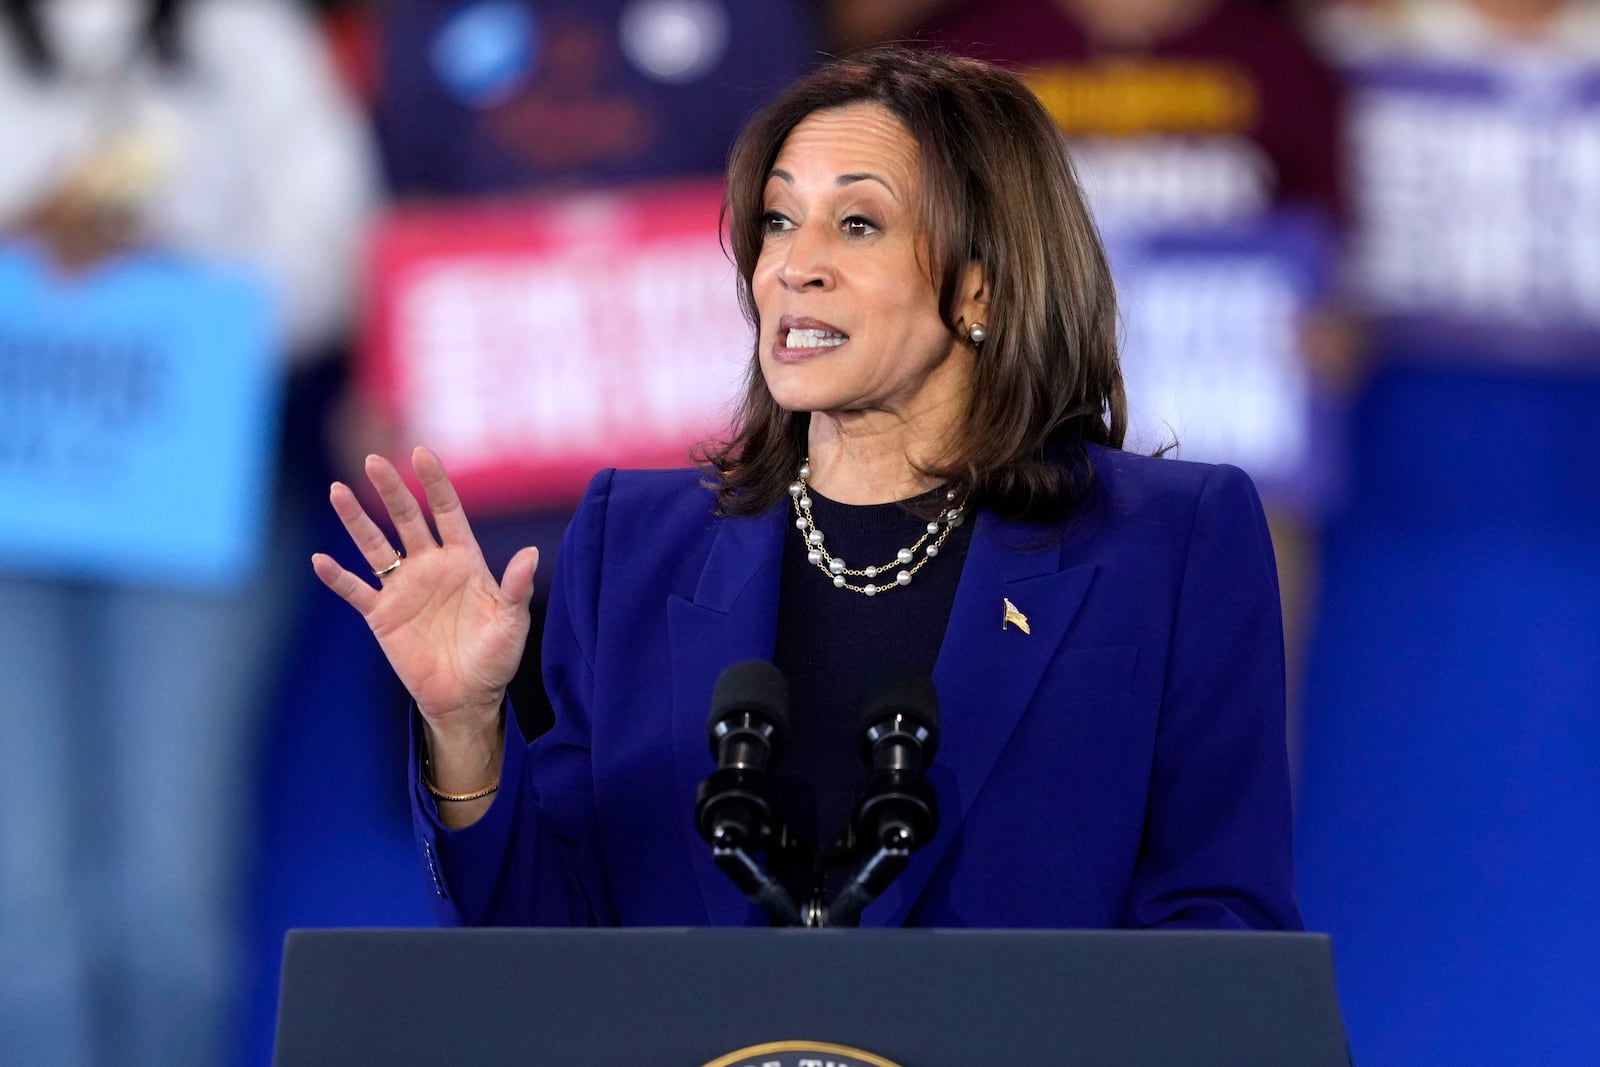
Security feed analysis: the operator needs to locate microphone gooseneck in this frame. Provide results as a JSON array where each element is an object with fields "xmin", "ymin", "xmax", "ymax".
[{"xmin": 825, "ymin": 670, "xmax": 942, "ymax": 927}]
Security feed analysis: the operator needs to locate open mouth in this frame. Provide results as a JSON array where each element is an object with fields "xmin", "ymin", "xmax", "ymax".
[
  {"xmin": 784, "ymin": 327, "xmax": 848, "ymax": 349},
  {"xmin": 776, "ymin": 316, "xmax": 850, "ymax": 355}
]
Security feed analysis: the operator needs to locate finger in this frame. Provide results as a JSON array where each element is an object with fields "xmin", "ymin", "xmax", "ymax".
[
  {"xmin": 311, "ymin": 552, "xmax": 378, "ymax": 615},
  {"xmin": 413, "ymin": 446, "xmax": 478, "ymax": 548},
  {"xmin": 329, "ymin": 480, "xmax": 404, "ymax": 573},
  {"xmin": 500, "ymin": 546, "xmax": 540, "ymax": 613},
  {"xmin": 364, "ymin": 452, "xmax": 438, "ymax": 557}
]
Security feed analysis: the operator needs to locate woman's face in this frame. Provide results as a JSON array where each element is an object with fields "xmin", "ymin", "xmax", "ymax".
[{"xmin": 753, "ymin": 103, "xmax": 982, "ymax": 429}]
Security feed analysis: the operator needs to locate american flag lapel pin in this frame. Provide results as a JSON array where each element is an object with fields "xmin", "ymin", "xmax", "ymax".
[{"xmin": 1002, "ymin": 597, "xmax": 1031, "ymax": 634}]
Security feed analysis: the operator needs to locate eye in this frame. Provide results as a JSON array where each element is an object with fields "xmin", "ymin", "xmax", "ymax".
[
  {"xmin": 841, "ymin": 215, "xmax": 879, "ymax": 238},
  {"xmin": 761, "ymin": 210, "xmax": 792, "ymax": 233}
]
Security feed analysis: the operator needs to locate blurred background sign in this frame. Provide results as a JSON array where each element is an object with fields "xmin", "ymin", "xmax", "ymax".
[
  {"xmin": 362, "ymin": 177, "xmax": 749, "ymax": 511},
  {"xmin": 1346, "ymin": 55, "xmax": 1600, "ymax": 365},
  {"xmin": 1113, "ymin": 212, "xmax": 1341, "ymax": 512},
  {"xmin": 366, "ymin": 183, "xmax": 1342, "ymax": 514},
  {"xmin": 0, "ymin": 244, "xmax": 279, "ymax": 590}
]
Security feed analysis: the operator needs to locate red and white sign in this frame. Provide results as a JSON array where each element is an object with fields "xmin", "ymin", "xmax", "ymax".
[{"xmin": 363, "ymin": 178, "xmax": 751, "ymax": 511}]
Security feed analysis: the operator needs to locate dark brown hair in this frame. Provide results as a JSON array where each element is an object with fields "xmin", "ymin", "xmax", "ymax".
[{"xmin": 697, "ymin": 45, "xmax": 1126, "ymax": 521}]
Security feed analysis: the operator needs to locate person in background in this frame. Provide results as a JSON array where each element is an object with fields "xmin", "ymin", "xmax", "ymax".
[
  {"xmin": 0, "ymin": 1, "xmax": 377, "ymax": 1064},
  {"xmin": 852, "ymin": 0, "xmax": 1346, "ymax": 226},
  {"xmin": 1293, "ymin": 2, "xmax": 1600, "ymax": 1065}
]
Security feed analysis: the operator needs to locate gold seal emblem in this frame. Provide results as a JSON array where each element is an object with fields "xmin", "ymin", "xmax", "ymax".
[{"xmin": 700, "ymin": 1039, "xmax": 907, "ymax": 1067}]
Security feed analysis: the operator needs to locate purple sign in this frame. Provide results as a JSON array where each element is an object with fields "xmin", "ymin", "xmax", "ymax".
[
  {"xmin": 1345, "ymin": 54, "xmax": 1600, "ymax": 366},
  {"xmin": 1109, "ymin": 210, "xmax": 1342, "ymax": 513}
]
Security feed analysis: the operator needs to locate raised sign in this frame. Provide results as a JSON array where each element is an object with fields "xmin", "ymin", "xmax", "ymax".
[
  {"xmin": 0, "ymin": 244, "xmax": 279, "ymax": 589},
  {"xmin": 363, "ymin": 178, "xmax": 749, "ymax": 512}
]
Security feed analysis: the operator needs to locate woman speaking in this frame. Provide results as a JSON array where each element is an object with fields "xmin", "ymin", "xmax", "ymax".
[{"xmin": 312, "ymin": 47, "xmax": 1300, "ymax": 931}]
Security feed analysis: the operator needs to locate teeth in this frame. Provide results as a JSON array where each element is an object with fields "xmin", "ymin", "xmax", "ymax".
[{"xmin": 786, "ymin": 328, "xmax": 847, "ymax": 349}]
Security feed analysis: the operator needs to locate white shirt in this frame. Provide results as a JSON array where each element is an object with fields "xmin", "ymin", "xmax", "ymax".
[{"xmin": 0, "ymin": 0, "xmax": 380, "ymax": 358}]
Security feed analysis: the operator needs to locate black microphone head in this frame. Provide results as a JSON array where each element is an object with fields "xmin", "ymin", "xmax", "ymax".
[
  {"xmin": 706, "ymin": 659, "xmax": 790, "ymax": 743},
  {"xmin": 858, "ymin": 669, "xmax": 940, "ymax": 763}
]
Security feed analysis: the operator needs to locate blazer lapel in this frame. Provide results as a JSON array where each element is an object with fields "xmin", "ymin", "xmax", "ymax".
[
  {"xmin": 667, "ymin": 502, "xmax": 787, "ymax": 924},
  {"xmin": 864, "ymin": 509, "xmax": 1096, "ymax": 927}
]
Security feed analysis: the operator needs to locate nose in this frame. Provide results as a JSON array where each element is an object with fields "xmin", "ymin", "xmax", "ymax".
[{"xmin": 777, "ymin": 219, "xmax": 834, "ymax": 292}]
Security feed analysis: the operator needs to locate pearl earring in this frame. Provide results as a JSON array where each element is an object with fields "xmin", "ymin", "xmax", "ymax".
[{"xmin": 966, "ymin": 322, "xmax": 988, "ymax": 345}]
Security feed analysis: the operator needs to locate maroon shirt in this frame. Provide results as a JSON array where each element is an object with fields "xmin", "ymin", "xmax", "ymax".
[{"xmin": 917, "ymin": 0, "xmax": 1346, "ymax": 225}]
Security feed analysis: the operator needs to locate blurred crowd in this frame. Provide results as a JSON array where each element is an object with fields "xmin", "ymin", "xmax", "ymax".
[{"xmin": 0, "ymin": 1, "xmax": 1594, "ymax": 1065}]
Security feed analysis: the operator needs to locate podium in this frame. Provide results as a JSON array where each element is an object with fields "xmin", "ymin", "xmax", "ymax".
[{"xmin": 274, "ymin": 927, "xmax": 1350, "ymax": 1066}]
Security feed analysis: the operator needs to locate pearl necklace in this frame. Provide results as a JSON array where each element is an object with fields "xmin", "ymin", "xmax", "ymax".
[{"xmin": 789, "ymin": 459, "xmax": 964, "ymax": 596}]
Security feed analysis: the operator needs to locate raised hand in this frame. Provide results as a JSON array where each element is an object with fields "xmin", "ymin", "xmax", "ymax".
[{"xmin": 311, "ymin": 447, "xmax": 539, "ymax": 746}]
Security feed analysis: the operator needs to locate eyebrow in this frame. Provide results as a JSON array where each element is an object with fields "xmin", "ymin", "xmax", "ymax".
[{"xmin": 767, "ymin": 168, "xmax": 899, "ymax": 199}]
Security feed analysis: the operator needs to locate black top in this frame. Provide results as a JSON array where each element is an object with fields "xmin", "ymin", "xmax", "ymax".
[{"xmin": 769, "ymin": 485, "xmax": 974, "ymax": 915}]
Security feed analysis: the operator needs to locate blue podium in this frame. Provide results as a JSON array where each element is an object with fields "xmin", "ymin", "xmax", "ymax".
[{"xmin": 275, "ymin": 927, "xmax": 1350, "ymax": 1066}]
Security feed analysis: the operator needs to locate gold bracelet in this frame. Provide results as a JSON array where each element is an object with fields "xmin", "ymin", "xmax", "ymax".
[
  {"xmin": 423, "ymin": 774, "xmax": 498, "ymax": 803},
  {"xmin": 421, "ymin": 758, "xmax": 499, "ymax": 803}
]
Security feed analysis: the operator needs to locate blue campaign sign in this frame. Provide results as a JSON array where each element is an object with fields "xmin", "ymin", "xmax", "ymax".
[
  {"xmin": 0, "ymin": 244, "xmax": 280, "ymax": 590},
  {"xmin": 1109, "ymin": 210, "xmax": 1341, "ymax": 513}
]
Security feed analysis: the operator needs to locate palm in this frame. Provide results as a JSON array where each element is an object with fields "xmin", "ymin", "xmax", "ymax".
[
  {"xmin": 366, "ymin": 542, "xmax": 524, "ymax": 715},
  {"xmin": 311, "ymin": 448, "xmax": 539, "ymax": 732}
]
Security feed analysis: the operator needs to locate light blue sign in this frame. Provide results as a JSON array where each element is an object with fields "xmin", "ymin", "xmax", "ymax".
[{"xmin": 0, "ymin": 244, "xmax": 280, "ymax": 590}]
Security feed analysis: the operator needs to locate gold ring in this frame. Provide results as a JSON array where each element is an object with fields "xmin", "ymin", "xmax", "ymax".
[{"xmin": 373, "ymin": 550, "xmax": 403, "ymax": 578}]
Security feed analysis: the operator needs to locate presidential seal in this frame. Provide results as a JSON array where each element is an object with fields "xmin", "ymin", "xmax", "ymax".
[{"xmin": 700, "ymin": 1039, "xmax": 907, "ymax": 1067}]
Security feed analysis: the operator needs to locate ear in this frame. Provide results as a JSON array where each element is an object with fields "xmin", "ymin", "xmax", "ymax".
[{"xmin": 955, "ymin": 259, "xmax": 990, "ymax": 336}]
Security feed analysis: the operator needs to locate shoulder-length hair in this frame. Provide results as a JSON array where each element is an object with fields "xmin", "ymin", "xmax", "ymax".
[{"xmin": 698, "ymin": 45, "xmax": 1125, "ymax": 521}]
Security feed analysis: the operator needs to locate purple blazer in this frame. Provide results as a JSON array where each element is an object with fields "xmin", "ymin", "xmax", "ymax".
[{"xmin": 411, "ymin": 445, "xmax": 1302, "ymax": 930}]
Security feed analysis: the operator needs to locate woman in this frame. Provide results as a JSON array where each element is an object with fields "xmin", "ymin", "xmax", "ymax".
[{"xmin": 313, "ymin": 47, "xmax": 1300, "ymax": 930}]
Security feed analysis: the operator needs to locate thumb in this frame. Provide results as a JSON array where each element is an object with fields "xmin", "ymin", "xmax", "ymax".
[{"xmin": 500, "ymin": 546, "xmax": 541, "ymax": 613}]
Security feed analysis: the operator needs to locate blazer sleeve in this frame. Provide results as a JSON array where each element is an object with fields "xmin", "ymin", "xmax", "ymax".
[
  {"xmin": 1126, "ymin": 464, "xmax": 1304, "ymax": 930},
  {"xmin": 409, "ymin": 471, "xmax": 619, "ymax": 926}
]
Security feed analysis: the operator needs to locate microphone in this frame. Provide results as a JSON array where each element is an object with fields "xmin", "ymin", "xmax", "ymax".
[
  {"xmin": 694, "ymin": 660, "xmax": 800, "ymax": 925},
  {"xmin": 707, "ymin": 659, "xmax": 790, "ymax": 778},
  {"xmin": 826, "ymin": 670, "xmax": 941, "ymax": 926},
  {"xmin": 862, "ymin": 672, "xmax": 940, "ymax": 774}
]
